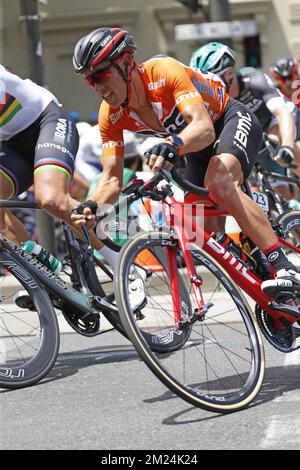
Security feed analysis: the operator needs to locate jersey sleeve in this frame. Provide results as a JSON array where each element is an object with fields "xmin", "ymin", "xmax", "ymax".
[
  {"xmin": 249, "ymin": 70, "xmax": 288, "ymax": 111},
  {"xmin": 155, "ymin": 57, "xmax": 204, "ymax": 113},
  {"xmin": 99, "ymin": 102, "xmax": 125, "ymax": 158}
]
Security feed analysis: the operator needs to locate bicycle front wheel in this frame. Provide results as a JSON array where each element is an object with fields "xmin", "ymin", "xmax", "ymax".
[
  {"xmin": 0, "ymin": 252, "xmax": 59, "ymax": 389},
  {"xmin": 115, "ymin": 231, "xmax": 265, "ymax": 413}
]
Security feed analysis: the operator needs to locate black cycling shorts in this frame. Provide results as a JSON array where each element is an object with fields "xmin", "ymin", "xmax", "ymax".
[
  {"xmin": 0, "ymin": 101, "xmax": 79, "ymax": 197},
  {"xmin": 185, "ymin": 98, "xmax": 263, "ymax": 187}
]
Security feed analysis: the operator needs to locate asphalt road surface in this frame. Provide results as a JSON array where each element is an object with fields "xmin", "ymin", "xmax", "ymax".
[{"xmin": 1, "ymin": 325, "xmax": 300, "ymax": 451}]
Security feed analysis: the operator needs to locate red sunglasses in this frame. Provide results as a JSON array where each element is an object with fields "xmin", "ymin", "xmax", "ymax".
[{"xmin": 84, "ymin": 66, "xmax": 113, "ymax": 87}]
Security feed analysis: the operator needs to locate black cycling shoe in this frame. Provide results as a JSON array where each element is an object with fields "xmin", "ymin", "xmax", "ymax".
[{"xmin": 261, "ymin": 269, "xmax": 300, "ymax": 299}]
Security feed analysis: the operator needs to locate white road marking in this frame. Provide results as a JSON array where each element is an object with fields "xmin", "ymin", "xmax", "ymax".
[
  {"xmin": 260, "ymin": 348, "xmax": 300, "ymax": 449},
  {"xmin": 260, "ymin": 416, "xmax": 300, "ymax": 449}
]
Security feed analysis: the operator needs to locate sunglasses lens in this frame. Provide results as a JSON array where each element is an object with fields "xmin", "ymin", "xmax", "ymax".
[{"xmin": 84, "ymin": 68, "xmax": 112, "ymax": 87}]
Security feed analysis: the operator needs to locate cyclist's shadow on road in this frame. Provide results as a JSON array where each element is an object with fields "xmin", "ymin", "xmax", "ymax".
[
  {"xmin": 142, "ymin": 365, "xmax": 300, "ymax": 424},
  {"xmin": 0, "ymin": 340, "xmax": 140, "ymax": 394},
  {"xmin": 45, "ymin": 343, "xmax": 139, "ymax": 384}
]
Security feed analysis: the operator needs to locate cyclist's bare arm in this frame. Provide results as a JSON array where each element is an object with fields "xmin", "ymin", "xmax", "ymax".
[
  {"xmin": 271, "ymin": 104, "xmax": 296, "ymax": 148},
  {"xmin": 176, "ymin": 104, "xmax": 216, "ymax": 153},
  {"xmin": 149, "ymin": 103, "xmax": 215, "ymax": 172},
  {"xmin": 71, "ymin": 151, "xmax": 123, "ymax": 227}
]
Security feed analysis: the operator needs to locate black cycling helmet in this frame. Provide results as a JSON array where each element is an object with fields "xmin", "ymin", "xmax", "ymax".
[
  {"xmin": 270, "ymin": 56, "xmax": 299, "ymax": 81},
  {"xmin": 73, "ymin": 27, "xmax": 137, "ymax": 74}
]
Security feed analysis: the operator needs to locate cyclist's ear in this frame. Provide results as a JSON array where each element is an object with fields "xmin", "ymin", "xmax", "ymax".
[{"xmin": 122, "ymin": 54, "xmax": 134, "ymax": 75}]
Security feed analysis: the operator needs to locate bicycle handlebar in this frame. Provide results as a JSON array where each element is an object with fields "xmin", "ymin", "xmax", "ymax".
[
  {"xmin": 170, "ymin": 167, "xmax": 209, "ymax": 196},
  {"xmin": 0, "ymin": 200, "xmax": 40, "ymax": 209}
]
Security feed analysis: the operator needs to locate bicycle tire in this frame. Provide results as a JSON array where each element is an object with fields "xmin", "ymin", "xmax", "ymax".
[
  {"xmin": 275, "ymin": 209, "xmax": 300, "ymax": 336},
  {"xmin": 96, "ymin": 228, "xmax": 192, "ymax": 350},
  {"xmin": 0, "ymin": 252, "xmax": 59, "ymax": 389},
  {"xmin": 115, "ymin": 231, "xmax": 265, "ymax": 413}
]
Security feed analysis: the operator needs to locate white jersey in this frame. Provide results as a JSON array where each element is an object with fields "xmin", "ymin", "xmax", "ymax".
[{"xmin": 0, "ymin": 64, "xmax": 58, "ymax": 140}]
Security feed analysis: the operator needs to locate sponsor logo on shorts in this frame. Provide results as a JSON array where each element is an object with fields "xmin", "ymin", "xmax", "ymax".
[
  {"xmin": 36, "ymin": 142, "xmax": 75, "ymax": 161},
  {"xmin": 54, "ymin": 118, "xmax": 68, "ymax": 141}
]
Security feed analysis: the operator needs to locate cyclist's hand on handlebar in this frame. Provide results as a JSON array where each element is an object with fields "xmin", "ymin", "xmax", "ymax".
[
  {"xmin": 71, "ymin": 200, "xmax": 98, "ymax": 228},
  {"xmin": 144, "ymin": 142, "xmax": 179, "ymax": 172},
  {"xmin": 274, "ymin": 146, "xmax": 295, "ymax": 168}
]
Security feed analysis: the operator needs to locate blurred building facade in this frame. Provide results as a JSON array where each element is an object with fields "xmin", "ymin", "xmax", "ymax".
[{"xmin": 1, "ymin": 0, "xmax": 300, "ymax": 118}]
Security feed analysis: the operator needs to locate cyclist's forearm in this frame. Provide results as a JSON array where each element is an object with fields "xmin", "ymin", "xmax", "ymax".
[
  {"xmin": 89, "ymin": 176, "xmax": 122, "ymax": 205},
  {"xmin": 273, "ymin": 106, "xmax": 295, "ymax": 147},
  {"xmin": 177, "ymin": 121, "xmax": 216, "ymax": 154}
]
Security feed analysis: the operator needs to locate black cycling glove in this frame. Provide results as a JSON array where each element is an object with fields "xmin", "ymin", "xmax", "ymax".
[
  {"xmin": 72, "ymin": 199, "xmax": 98, "ymax": 215},
  {"xmin": 144, "ymin": 142, "xmax": 179, "ymax": 164},
  {"xmin": 277, "ymin": 146, "xmax": 294, "ymax": 165}
]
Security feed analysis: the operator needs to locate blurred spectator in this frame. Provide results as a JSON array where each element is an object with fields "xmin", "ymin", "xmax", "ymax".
[
  {"xmin": 68, "ymin": 110, "xmax": 80, "ymax": 123},
  {"xmin": 70, "ymin": 124, "xmax": 103, "ymax": 200},
  {"xmin": 75, "ymin": 111, "xmax": 99, "ymax": 138}
]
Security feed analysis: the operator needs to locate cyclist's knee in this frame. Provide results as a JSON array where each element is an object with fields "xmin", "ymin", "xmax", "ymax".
[{"xmin": 206, "ymin": 175, "xmax": 237, "ymax": 204}]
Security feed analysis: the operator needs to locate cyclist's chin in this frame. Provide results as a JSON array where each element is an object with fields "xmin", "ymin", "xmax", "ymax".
[{"xmin": 102, "ymin": 93, "xmax": 123, "ymax": 108}]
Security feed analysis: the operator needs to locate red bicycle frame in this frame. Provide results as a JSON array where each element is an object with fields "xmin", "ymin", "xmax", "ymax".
[{"xmin": 163, "ymin": 193, "xmax": 300, "ymax": 330}]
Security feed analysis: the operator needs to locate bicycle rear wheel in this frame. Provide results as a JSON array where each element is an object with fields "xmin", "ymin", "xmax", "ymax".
[
  {"xmin": 115, "ymin": 231, "xmax": 265, "ymax": 413},
  {"xmin": 0, "ymin": 252, "xmax": 59, "ymax": 389}
]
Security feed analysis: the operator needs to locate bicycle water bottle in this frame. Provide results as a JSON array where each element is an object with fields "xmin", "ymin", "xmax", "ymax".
[{"xmin": 21, "ymin": 240, "xmax": 62, "ymax": 275}]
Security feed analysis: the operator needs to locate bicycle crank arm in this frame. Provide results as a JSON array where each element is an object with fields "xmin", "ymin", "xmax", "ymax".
[{"xmin": 93, "ymin": 296, "xmax": 119, "ymax": 312}]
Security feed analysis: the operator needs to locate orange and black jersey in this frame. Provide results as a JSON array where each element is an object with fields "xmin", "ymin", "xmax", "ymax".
[{"xmin": 99, "ymin": 56, "xmax": 229, "ymax": 158}]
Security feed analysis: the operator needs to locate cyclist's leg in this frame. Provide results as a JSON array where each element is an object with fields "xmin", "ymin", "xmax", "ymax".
[
  {"xmin": 0, "ymin": 143, "xmax": 32, "ymax": 244},
  {"xmin": 33, "ymin": 102, "xmax": 80, "ymax": 226},
  {"xmin": 203, "ymin": 101, "xmax": 279, "ymax": 251},
  {"xmin": 185, "ymin": 149, "xmax": 226, "ymax": 233}
]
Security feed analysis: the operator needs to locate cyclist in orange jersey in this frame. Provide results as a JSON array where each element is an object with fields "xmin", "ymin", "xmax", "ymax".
[{"xmin": 72, "ymin": 27, "xmax": 300, "ymax": 296}]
